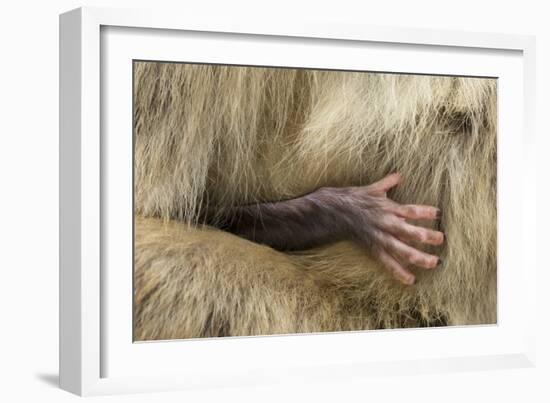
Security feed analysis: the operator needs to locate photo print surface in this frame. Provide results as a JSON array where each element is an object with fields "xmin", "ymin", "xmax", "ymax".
[{"xmin": 133, "ymin": 61, "xmax": 497, "ymax": 341}]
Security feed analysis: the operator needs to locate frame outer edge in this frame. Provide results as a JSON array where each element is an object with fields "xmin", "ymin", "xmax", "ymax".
[
  {"xmin": 58, "ymin": 6, "xmax": 537, "ymax": 395},
  {"xmin": 80, "ymin": 6, "xmax": 102, "ymax": 396},
  {"xmin": 75, "ymin": 5, "xmax": 531, "ymax": 51},
  {"xmin": 522, "ymin": 36, "xmax": 537, "ymax": 366},
  {"xmin": 59, "ymin": 7, "xmax": 83, "ymax": 396}
]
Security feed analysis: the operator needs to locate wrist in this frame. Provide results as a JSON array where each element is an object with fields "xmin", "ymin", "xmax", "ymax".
[{"xmin": 307, "ymin": 186, "xmax": 357, "ymax": 240}]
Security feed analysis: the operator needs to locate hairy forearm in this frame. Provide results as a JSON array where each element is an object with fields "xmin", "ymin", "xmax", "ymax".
[{"xmin": 216, "ymin": 189, "xmax": 353, "ymax": 251}]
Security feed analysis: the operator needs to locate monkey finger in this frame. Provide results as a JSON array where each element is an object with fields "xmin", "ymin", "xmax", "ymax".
[
  {"xmin": 366, "ymin": 173, "xmax": 402, "ymax": 197},
  {"xmin": 384, "ymin": 218, "xmax": 445, "ymax": 246},
  {"xmin": 392, "ymin": 204, "xmax": 441, "ymax": 221},
  {"xmin": 376, "ymin": 232, "xmax": 440, "ymax": 269},
  {"xmin": 375, "ymin": 248, "xmax": 415, "ymax": 285}
]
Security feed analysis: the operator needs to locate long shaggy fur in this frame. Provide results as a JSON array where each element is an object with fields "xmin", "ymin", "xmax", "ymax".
[{"xmin": 133, "ymin": 62, "xmax": 497, "ymax": 340}]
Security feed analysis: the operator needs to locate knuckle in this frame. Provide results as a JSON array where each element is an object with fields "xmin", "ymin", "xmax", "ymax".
[
  {"xmin": 408, "ymin": 252, "xmax": 431, "ymax": 267},
  {"xmin": 404, "ymin": 205, "xmax": 417, "ymax": 217},
  {"xmin": 416, "ymin": 230, "xmax": 427, "ymax": 243},
  {"xmin": 399, "ymin": 205, "xmax": 410, "ymax": 215},
  {"xmin": 379, "ymin": 214, "xmax": 394, "ymax": 228},
  {"xmin": 407, "ymin": 252, "xmax": 420, "ymax": 264}
]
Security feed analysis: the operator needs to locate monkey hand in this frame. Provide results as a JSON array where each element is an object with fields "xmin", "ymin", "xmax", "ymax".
[{"xmin": 317, "ymin": 173, "xmax": 444, "ymax": 285}]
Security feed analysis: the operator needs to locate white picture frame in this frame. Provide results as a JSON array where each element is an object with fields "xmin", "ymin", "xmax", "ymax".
[{"xmin": 59, "ymin": 6, "xmax": 537, "ymax": 396}]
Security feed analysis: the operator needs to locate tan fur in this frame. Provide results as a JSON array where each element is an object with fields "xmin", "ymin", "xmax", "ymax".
[{"xmin": 133, "ymin": 62, "xmax": 497, "ymax": 341}]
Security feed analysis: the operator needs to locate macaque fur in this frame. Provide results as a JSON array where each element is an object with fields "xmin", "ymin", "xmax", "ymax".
[{"xmin": 133, "ymin": 62, "xmax": 497, "ymax": 340}]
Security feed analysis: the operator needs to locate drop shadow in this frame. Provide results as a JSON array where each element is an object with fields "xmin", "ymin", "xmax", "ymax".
[{"xmin": 35, "ymin": 372, "xmax": 59, "ymax": 388}]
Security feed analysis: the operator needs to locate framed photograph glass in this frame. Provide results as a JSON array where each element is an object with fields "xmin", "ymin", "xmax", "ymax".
[{"xmin": 59, "ymin": 7, "xmax": 537, "ymax": 396}]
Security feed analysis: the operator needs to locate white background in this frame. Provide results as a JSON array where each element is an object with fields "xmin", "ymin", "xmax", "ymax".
[{"xmin": 1, "ymin": 0, "xmax": 548, "ymax": 402}]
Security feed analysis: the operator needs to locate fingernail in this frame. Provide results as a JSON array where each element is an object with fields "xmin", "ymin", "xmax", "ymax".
[{"xmin": 436, "ymin": 209, "xmax": 442, "ymax": 219}]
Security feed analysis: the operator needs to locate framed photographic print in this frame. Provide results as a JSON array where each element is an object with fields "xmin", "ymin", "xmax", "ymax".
[{"xmin": 59, "ymin": 6, "xmax": 537, "ymax": 396}]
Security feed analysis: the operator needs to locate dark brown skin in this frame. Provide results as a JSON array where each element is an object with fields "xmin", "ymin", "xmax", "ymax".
[{"xmin": 214, "ymin": 173, "xmax": 445, "ymax": 285}]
